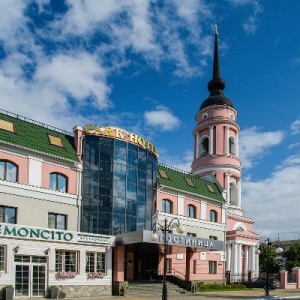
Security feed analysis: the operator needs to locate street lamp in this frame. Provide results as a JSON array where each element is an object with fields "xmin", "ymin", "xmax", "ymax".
[
  {"xmin": 265, "ymin": 238, "xmax": 283, "ymax": 297},
  {"xmin": 152, "ymin": 217, "xmax": 185, "ymax": 300}
]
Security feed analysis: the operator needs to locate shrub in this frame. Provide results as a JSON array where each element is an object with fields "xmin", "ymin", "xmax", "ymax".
[{"xmin": 197, "ymin": 283, "xmax": 248, "ymax": 292}]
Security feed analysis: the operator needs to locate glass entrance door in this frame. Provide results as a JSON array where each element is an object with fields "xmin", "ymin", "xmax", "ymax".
[
  {"xmin": 32, "ymin": 265, "xmax": 46, "ymax": 296},
  {"xmin": 15, "ymin": 256, "xmax": 47, "ymax": 297}
]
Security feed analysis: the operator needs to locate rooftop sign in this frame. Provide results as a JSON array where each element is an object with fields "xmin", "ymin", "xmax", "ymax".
[{"xmin": 85, "ymin": 125, "xmax": 158, "ymax": 158}]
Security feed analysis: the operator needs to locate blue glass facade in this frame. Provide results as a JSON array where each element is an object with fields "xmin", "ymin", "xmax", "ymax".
[{"xmin": 81, "ymin": 135, "xmax": 157, "ymax": 235}]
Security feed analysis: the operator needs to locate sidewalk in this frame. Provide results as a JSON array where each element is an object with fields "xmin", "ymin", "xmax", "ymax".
[{"xmin": 20, "ymin": 289, "xmax": 300, "ymax": 300}]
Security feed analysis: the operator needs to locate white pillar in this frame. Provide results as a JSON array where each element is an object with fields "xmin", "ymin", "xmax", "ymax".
[
  {"xmin": 196, "ymin": 132, "xmax": 200, "ymax": 158},
  {"xmin": 225, "ymin": 173, "xmax": 230, "ymax": 203},
  {"xmin": 236, "ymin": 133, "xmax": 239, "ymax": 157},
  {"xmin": 226, "ymin": 243, "xmax": 231, "ymax": 272},
  {"xmin": 209, "ymin": 126, "xmax": 213, "ymax": 155},
  {"xmin": 237, "ymin": 179, "xmax": 242, "ymax": 207},
  {"xmin": 237, "ymin": 243, "xmax": 242, "ymax": 280},
  {"xmin": 255, "ymin": 248, "xmax": 260, "ymax": 277},
  {"xmin": 232, "ymin": 243, "xmax": 238, "ymax": 281},
  {"xmin": 244, "ymin": 246, "xmax": 249, "ymax": 279},
  {"xmin": 225, "ymin": 126, "xmax": 229, "ymax": 155},
  {"xmin": 250, "ymin": 245, "xmax": 256, "ymax": 272}
]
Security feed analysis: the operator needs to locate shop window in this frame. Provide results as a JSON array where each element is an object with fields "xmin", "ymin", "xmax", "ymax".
[
  {"xmin": 0, "ymin": 160, "xmax": 17, "ymax": 182},
  {"xmin": 86, "ymin": 252, "xmax": 106, "ymax": 273},
  {"xmin": 0, "ymin": 246, "xmax": 5, "ymax": 271},
  {"xmin": 55, "ymin": 250, "xmax": 78, "ymax": 273},
  {"xmin": 187, "ymin": 232, "xmax": 196, "ymax": 237},
  {"xmin": 209, "ymin": 236, "xmax": 218, "ymax": 240},
  {"xmin": 48, "ymin": 213, "xmax": 67, "ymax": 230},
  {"xmin": 209, "ymin": 210, "xmax": 217, "ymax": 223},
  {"xmin": 50, "ymin": 173, "xmax": 68, "ymax": 192},
  {"xmin": 187, "ymin": 204, "xmax": 196, "ymax": 218},
  {"xmin": 0, "ymin": 206, "xmax": 17, "ymax": 224},
  {"xmin": 162, "ymin": 199, "xmax": 172, "ymax": 214},
  {"xmin": 209, "ymin": 261, "xmax": 217, "ymax": 274}
]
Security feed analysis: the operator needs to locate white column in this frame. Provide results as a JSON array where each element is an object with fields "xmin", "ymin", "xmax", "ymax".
[
  {"xmin": 225, "ymin": 173, "xmax": 230, "ymax": 202},
  {"xmin": 200, "ymin": 201, "xmax": 206, "ymax": 220},
  {"xmin": 236, "ymin": 133, "xmax": 239, "ymax": 157},
  {"xmin": 255, "ymin": 248, "xmax": 260, "ymax": 277},
  {"xmin": 244, "ymin": 246, "xmax": 249, "ymax": 278},
  {"xmin": 232, "ymin": 243, "xmax": 238, "ymax": 281},
  {"xmin": 237, "ymin": 179, "xmax": 242, "ymax": 207},
  {"xmin": 209, "ymin": 126, "xmax": 213, "ymax": 155},
  {"xmin": 225, "ymin": 126, "xmax": 229, "ymax": 155},
  {"xmin": 250, "ymin": 246, "xmax": 256, "ymax": 272},
  {"xmin": 226, "ymin": 243, "xmax": 231, "ymax": 272},
  {"xmin": 237, "ymin": 243, "xmax": 242, "ymax": 280},
  {"xmin": 195, "ymin": 132, "xmax": 200, "ymax": 158}
]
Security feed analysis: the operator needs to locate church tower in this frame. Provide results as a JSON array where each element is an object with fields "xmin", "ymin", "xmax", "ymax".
[
  {"xmin": 191, "ymin": 25, "xmax": 242, "ymax": 216},
  {"xmin": 191, "ymin": 25, "xmax": 260, "ymax": 281}
]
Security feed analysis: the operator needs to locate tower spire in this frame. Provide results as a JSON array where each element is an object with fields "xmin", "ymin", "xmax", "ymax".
[
  {"xmin": 199, "ymin": 25, "xmax": 234, "ymax": 110},
  {"xmin": 208, "ymin": 24, "xmax": 225, "ymax": 96}
]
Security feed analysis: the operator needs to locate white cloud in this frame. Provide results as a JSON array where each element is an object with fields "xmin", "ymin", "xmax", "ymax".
[
  {"xmin": 239, "ymin": 126, "xmax": 284, "ymax": 169},
  {"xmin": 227, "ymin": 0, "xmax": 263, "ymax": 34},
  {"xmin": 159, "ymin": 150, "xmax": 193, "ymax": 172},
  {"xmin": 144, "ymin": 105, "xmax": 180, "ymax": 131},
  {"xmin": 35, "ymin": 53, "xmax": 111, "ymax": 109},
  {"xmin": 290, "ymin": 119, "xmax": 300, "ymax": 135},
  {"xmin": 243, "ymin": 155, "xmax": 300, "ymax": 240}
]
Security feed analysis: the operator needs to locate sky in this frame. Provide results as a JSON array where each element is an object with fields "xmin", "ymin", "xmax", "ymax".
[{"xmin": 0, "ymin": 0, "xmax": 300, "ymax": 242}]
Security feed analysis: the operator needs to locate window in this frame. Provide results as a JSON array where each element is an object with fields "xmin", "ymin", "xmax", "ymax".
[
  {"xmin": 209, "ymin": 261, "xmax": 217, "ymax": 274},
  {"xmin": 0, "ymin": 119, "xmax": 15, "ymax": 133},
  {"xmin": 207, "ymin": 184, "xmax": 215, "ymax": 193},
  {"xmin": 48, "ymin": 213, "xmax": 67, "ymax": 230},
  {"xmin": 185, "ymin": 177, "xmax": 195, "ymax": 187},
  {"xmin": 209, "ymin": 210, "xmax": 217, "ymax": 222},
  {"xmin": 0, "ymin": 246, "xmax": 5, "ymax": 271},
  {"xmin": 50, "ymin": 173, "xmax": 67, "ymax": 192},
  {"xmin": 162, "ymin": 199, "xmax": 172, "ymax": 213},
  {"xmin": 0, "ymin": 161, "xmax": 17, "ymax": 182},
  {"xmin": 48, "ymin": 135, "xmax": 64, "ymax": 148},
  {"xmin": 0, "ymin": 206, "xmax": 16, "ymax": 224},
  {"xmin": 187, "ymin": 204, "xmax": 196, "ymax": 218},
  {"xmin": 158, "ymin": 169, "xmax": 169, "ymax": 179},
  {"xmin": 201, "ymin": 137, "xmax": 209, "ymax": 155},
  {"xmin": 55, "ymin": 250, "xmax": 78, "ymax": 273},
  {"xmin": 229, "ymin": 137, "xmax": 235, "ymax": 155},
  {"xmin": 209, "ymin": 236, "xmax": 217, "ymax": 240},
  {"xmin": 86, "ymin": 252, "xmax": 106, "ymax": 273},
  {"xmin": 187, "ymin": 232, "xmax": 196, "ymax": 237}
]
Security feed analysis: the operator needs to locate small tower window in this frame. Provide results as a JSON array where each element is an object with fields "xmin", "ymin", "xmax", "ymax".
[
  {"xmin": 229, "ymin": 182, "xmax": 237, "ymax": 205},
  {"xmin": 229, "ymin": 137, "xmax": 235, "ymax": 155},
  {"xmin": 201, "ymin": 137, "xmax": 209, "ymax": 156}
]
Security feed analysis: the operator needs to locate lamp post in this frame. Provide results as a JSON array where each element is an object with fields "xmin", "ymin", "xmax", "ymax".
[
  {"xmin": 152, "ymin": 217, "xmax": 185, "ymax": 300},
  {"xmin": 264, "ymin": 238, "xmax": 283, "ymax": 297}
]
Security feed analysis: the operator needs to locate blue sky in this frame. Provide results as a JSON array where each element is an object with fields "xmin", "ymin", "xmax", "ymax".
[{"xmin": 0, "ymin": 0, "xmax": 300, "ymax": 242}]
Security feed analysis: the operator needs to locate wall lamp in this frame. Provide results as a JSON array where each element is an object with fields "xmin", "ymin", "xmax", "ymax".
[
  {"xmin": 13, "ymin": 246, "xmax": 20, "ymax": 253},
  {"xmin": 44, "ymin": 248, "xmax": 51, "ymax": 255}
]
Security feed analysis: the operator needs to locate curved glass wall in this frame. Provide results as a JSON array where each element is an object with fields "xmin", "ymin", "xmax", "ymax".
[{"xmin": 81, "ymin": 135, "xmax": 157, "ymax": 235}]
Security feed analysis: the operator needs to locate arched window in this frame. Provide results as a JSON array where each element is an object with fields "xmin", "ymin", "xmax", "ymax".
[
  {"xmin": 0, "ymin": 160, "xmax": 17, "ymax": 182},
  {"xmin": 230, "ymin": 182, "xmax": 237, "ymax": 205},
  {"xmin": 162, "ymin": 199, "xmax": 172, "ymax": 214},
  {"xmin": 229, "ymin": 137, "xmax": 235, "ymax": 155},
  {"xmin": 187, "ymin": 204, "xmax": 196, "ymax": 218},
  {"xmin": 209, "ymin": 210, "xmax": 217, "ymax": 222},
  {"xmin": 200, "ymin": 137, "xmax": 209, "ymax": 156},
  {"xmin": 50, "ymin": 173, "xmax": 68, "ymax": 192}
]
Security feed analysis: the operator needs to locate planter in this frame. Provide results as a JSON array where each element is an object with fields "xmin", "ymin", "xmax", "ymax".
[
  {"xmin": 4, "ymin": 286, "xmax": 14, "ymax": 300},
  {"xmin": 48, "ymin": 286, "xmax": 59, "ymax": 299}
]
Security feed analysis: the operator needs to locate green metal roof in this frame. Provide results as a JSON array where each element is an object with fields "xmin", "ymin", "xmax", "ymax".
[
  {"xmin": 157, "ymin": 164, "xmax": 225, "ymax": 203},
  {"xmin": 0, "ymin": 111, "xmax": 78, "ymax": 162}
]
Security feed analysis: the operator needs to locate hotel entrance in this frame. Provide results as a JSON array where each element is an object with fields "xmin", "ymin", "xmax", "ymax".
[{"xmin": 14, "ymin": 255, "xmax": 47, "ymax": 297}]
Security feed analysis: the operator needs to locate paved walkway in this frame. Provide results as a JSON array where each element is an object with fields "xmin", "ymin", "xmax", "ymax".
[{"xmin": 18, "ymin": 289, "xmax": 300, "ymax": 300}]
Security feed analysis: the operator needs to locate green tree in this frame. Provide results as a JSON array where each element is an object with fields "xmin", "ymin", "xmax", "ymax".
[
  {"xmin": 259, "ymin": 243, "xmax": 280, "ymax": 274},
  {"xmin": 283, "ymin": 241, "xmax": 300, "ymax": 271}
]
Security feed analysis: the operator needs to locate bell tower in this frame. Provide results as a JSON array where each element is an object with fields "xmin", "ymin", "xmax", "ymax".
[{"xmin": 191, "ymin": 25, "xmax": 242, "ymax": 216}]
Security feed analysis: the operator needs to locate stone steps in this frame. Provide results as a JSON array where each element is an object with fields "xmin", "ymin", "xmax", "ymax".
[{"xmin": 127, "ymin": 281, "xmax": 189, "ymax": 296}]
